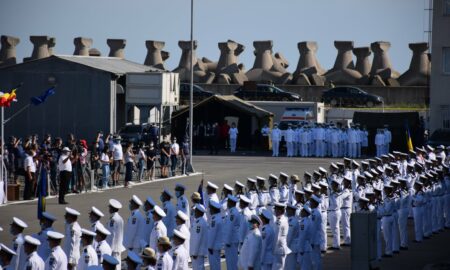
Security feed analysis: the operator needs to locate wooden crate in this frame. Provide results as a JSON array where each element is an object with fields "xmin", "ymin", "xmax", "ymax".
[{"xmin": 7, "ymin": 184, "xmax": 20, "ymax": 201}]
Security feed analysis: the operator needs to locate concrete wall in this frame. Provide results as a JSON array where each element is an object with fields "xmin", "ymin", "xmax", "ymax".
[
  {"xmin": 430, "ymin": 0, "xmax": 450, "ymax": 132},
  {"xmin": 197, "ymin": 84, "xmax": 429, "ymax": 105},
  {"xmin": 0, "ymin": 59, "xmax": 113, "ymax": 139}
]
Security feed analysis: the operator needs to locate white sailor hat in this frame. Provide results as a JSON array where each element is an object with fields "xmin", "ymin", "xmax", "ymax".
[
  {"xmin": 274, "ymin": 202, "xmax": 286, "ymax": 208},
  {"xmin": 235, "ymin": 181, "xmax": 245, "ymax": 188},
  {"xmin": 320, "ymin": 181, "xmax": 329, "ymax": 188},
  {"xmin": 311, "ymin": 194, "xmax": 322, "ymax": 204},
  {"xmin": 279, "ymin": 172, "xmax": 289, "ymax": 178},
  {"xmin": 162, "ymin": 189, "xmax": 174, "ymax": 198},
  {"xmin": 344, "ymin": 157, "xmax": 351, "ymax": 162},
  {"xmin": 152, "ymin": 205, "xmax": 167, "ymax": 218},
  {"xmin": 207, "ymin": 181, "xmax": 218, "ymax": 190},
  {"xmin": 146, "ymin": 196, "xmax": 156, "ymax": 206},
  {"xmin": 313, "ymin": 170, "xmax": 321, "ymax": 176},
  {"xmin": 303, "ymin": 187, "xmax": 313, "ymax": 193},
  {"xmin": 250, "ymin": 215, "xmax": 262, "ymax": 225},
  {"xmin": 87, "ymin": 266, "xmax": 103, "ymax": 270},
  {"xmin": 223, "ymin": 184, "xmax": 234, "ymax": 191},
  {"xmin": 352, "ymin": 160, "xmax": 360, "ymax": 167},
  {"xmin": 286, "ymin": 204, "xmax": 297, "ymax": 210},
  {"xmin": 173, "ymin": 229, "xmax": 187, "ymax": 240},
  {"xmin": 365, "ymin": 190, "xmax": 375, "ymax": 195},
  {"xmin": 311, "ymin": 183, "xmax": 321, "ymax": 190},
  {"xmin": 415, "ymin": 181, "xmax": 423, "ymax": 186},
  {"xmin": 398, "ymin": 177, "xmax": 408, "ymax": 182},
  {"xmin": 384, "ymin": 184, "xmax": 393, "ymax": 189},
  {"xmin": 363, "ymin": 172, "xmax": 373, "ymax": 178},
  {"xmin": 62, "ymin": 147, "xmax": 70, "ymax": 152},
  {"xmin": 374, "ymin": 186, "xmax": 382, "ymax": 192},
  {"xmin": 24, "ymin": 235, "xmax": 41, "ymax": 246},
  {"xmin": 319, "ymin": 167, "xmax": 327, "ymax": 174},
  {"xmin": 41, "ymin": 212, "xmax": 57, "ymax": 222},
  {"xmin": 391, "ymin": 179, "xmax": 400, "ymax": 185},
  {"xmin": 304, "ymin": 171, "xmax": 312, "ymax": 177},
  {"xmin": 247, "ymin": 177, "xmax": 257, "ymax": 183},
  {"xmin": 256, "ymin": 176, "xmax": 266, "ymax": 182},
  {"xmin": 194, "ymin": 204, "xmax": 206, "ymax": 213},
  {"xmin": 240, "ymin": 195, "xmax": 251, "ymax": 204},
  {"xmin": 109, "ymin": 199, "xmax": 122, "ymax": 209},
  {"xmin": 95, "ymin": 223, "xmax": 110, "ymax": 236},
  {"xmin": 176, "ymin": 210, "xmax": 188, "ymax": 221},
  {"xmin": 209, "ymin": 200, "xmax": 222, "ymax": 209},
  {"xmin": 361, "ymin": 161, "xmax": 369, "ymax": 165},
  {"xmin": 175, "ymin": 183, "xmax": 186, "ymax": 190},
  {"xmin": 426, "ymin": 145, "xmax": 434, "ymax": 151},
  {"xmin": 336, "ymin": 162, "xmax": 344, "ymax": 167},
  {"xmin": 103, "ymin": 254, "xmax": 120, "ymax": 266},
  {"xmin": 381, "ymin": 155, "xmax": 389, "ymax": 159},
  {"xmin": 359, "ymin": 197, "xmax": 370, "ymax": 202},
  {"xmin": 130, "ymin": 195, "xmax": 143, "ymax": 206},
  {"xmin": 268, "ymin": 174, "xmax": 278, "ymax": 180},
  {"xmin": 294, "ymin": 189, "xmax": 305, "ymax": 195},
  {"xmin": 260, "ymin": 209, "xmax": 273, "ymax": 220},
  {"xmin": 302, "ymin": 205, "xmax": 312, "ymax": 214},
  {"xmin": 227, "ymin": 194, "xmax": 239, "ymax": 203},
  {"xmin": 388, "ymin": 153, "xmax": 395, "ymax": 159},
  {"xmin": 127, "ymin": 251, "xmax": 143, "ymax": 265},
  {"xmin": 47, "ymin": 231, "xmax": 64, "ymax": 240},
  {"xmin": 0, "ymin": 243, "xmax": 16, "ymax": 256},
  {"xmin": 343, "ymin": 176, "xmax": 352, "ymax": 182},
  {"xmin": 11, "ymin": 217, "xmax": 28, "ymax": 229},
  {"xmin": 331, "ymin": 178, "xmax": 341, "ymax": 185},
  {"xmin": 385, "ymin": 166, "xmax": 393, "ymax": 171},
  {"xmin": 65, "ymin": 207, "xmax": 80, "ymax": 216},
  {"xmin": 90, "ymin": 207, "xmax": 104, "ymax": 218},
  {"xmin": 81, "ymin": 228, "xmax": 96, "ymax": 237}
]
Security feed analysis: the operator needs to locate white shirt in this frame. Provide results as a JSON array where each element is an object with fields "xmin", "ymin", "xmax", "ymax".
[
  {"xmin": 106, "ymin": 212, "xmax": 125, "ymax": 254},
  {"xmin": 170, "ymin": 244, "xmax": 188, "ymax": 270},
  {"xmin": 25, "ymin": 251, "xmax": 45, "ymax": 270},
  {"xmin": 95, "ymin": 240, "xmax": 112, "ymax": 263},
  {"xmin": 64, "ymin": 221, "xmax": 81, "ymax": 265},
  {"xmin": 229, "ymin": 127, "xmax": 239, "ymax": 139},
  {"xmin": 156, "ymin": 251, "xmax": 173, "ymax": 270},
  {"xmin": 141, "ymin": 211, "xmax": 154, "ymax": 247},
  {"xmin": 100, "ymin": 153, "xmax": 110, "ymax": 164},
  {"xmin": 273, "ymin": 215, "xmax": 291, "ymax": 255},
  {"xmin": 77, "ymin": 245, "xmax": 98, "ymax": 270},
  {"xmin": 261, "ymin": 224, "xmax": 275, "ymax": 264},
  {"xmin": 271, "ymin": 128, "xmax": 282, "ymax": 142},
  {"xmin": 44, "ymin": 246, "xmax": 67, "ymax": 270},
  {"xmin": 33, "ymin": 227, "xmax": 53, "ymax": 261},
  {"xmin": 207, "ymin": 213, "xmax": 223, "ymax": 250},
  {"xmin": 58, "ymin": 154, "xmax": 72, "ymax": 172},
  {"xmin": 149, "ymin": 220, "xmax": 167, "ymax": 251},
  {"xmin": 170, "ymin": 143, "xmax": 180, "ymax": 155},
  {"xmin": 11, "ymin": 233, "xmax": 25, "ymax": 270},
  {"xmin": 112, "ymin": 143, "xmax": 123, "ymax": 161},
  {"xmin": 189, "ymin": 216, "xmax": 208, "ymax": 256},
  {"xmin": 24, "ymin": 155, "xmax": 36, "ymax": 173},
  {"xmin": 123, "ymin": 209, "xmax": 144, "ymax": 250},
  {"xmin": 163, "ymin": 201, "xmax": 176, "ymax": 238},
  {"xmin": 238, "ymin": 228, "xmax": 262, "ymax": 269}
]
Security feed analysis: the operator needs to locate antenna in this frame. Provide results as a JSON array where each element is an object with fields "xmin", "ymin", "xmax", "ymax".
[{"xmin": 424, "ymin": 0, "xmax": 433, "ymax": 52}]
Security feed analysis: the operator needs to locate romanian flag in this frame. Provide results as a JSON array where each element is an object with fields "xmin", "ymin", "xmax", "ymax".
[
  {"xmin": 0, "ymin": 89, "xmax": 17, "ymax": 107},
  {"xmin": 405, "ymin": 122, "xmax": 414, "ymax": 152},
  {"xmin": 37, "ymin": 165, "xmax": 48, "ymax": 219}
]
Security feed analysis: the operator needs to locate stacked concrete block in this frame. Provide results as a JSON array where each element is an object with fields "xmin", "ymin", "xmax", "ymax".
[
  {"xmin": 370, "ymin": 41, "xmax": 400, "ymax": 86},
  {"xmin": 173, "ymin": 40, "xmax": 215, "ymax": 83},
  {"xmin": 107, "ymin": 39, "xmax": 126, "ymax": 59},
  {"xmin": 398, "ymin": 42, "xmax": 430, "ymax": 86},
  {"xmin": 24, "ymin": 36, "xmax": 51, "ymax": 62},
  {"xmin": 73, "ymin": 37, "xmax": 93, "ymax": 56},
  {"xmin": 325, "ymin": 41, "xmax": 362, "ymax": 85},
  {"xmin": 292, "ymin": 41, "xmax": 326, "ymax": 85},
  {"xmin": 144, "ymin": 40, "xmax": 169, "ymax": 70},
  {"xmin": 214, "ymin": 40, "xmax": 248, "ymax": 85},
  {"xmin": 0, "ymin": 35, "xmax": 20, "ymax": 67}
]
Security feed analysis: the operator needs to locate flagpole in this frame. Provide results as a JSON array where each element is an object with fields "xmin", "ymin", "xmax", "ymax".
[{"xmin": 1, "ymin": 107, "xmax": 5, "ymax": 204}]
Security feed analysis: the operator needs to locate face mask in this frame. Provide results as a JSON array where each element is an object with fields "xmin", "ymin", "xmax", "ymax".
[
  {"xmin": 248, "ymin": 222, "xmax": 253, "ymax": 230},
  {"xmin": 40, "ymin": 222, "xmax": 47, "ymax": 230},
  {"xmin": 160, "ymin": 195, "xmax": 164, "ymax": 203},
  {"xmin": 128, "ymin": 204, "xmax": 133, "ymax": 211},
  {"xmin": 175, "ymin": 191, "xmax": 182, "ymax": 198}
]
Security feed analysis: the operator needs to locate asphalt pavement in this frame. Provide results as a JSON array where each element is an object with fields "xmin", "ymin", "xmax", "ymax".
[{"xmin": 0, "ymin": 155, "xmax": 449, "ymax": 269}]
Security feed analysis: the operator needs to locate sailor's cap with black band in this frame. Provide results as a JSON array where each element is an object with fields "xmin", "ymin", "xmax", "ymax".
[
  {"xmin": 320, "ymin": 181, "xmax": 329, "ymax": 188},
  {"xmin": 311, "ymin": 183, "xmax": 320, "ymax": 190},
  {"xmin": 103, "ymin": 254, "xmax": 120, "ymax": 266},
  {"xmin": 130, "ymin": 195, "xmax": 143, "ymax": 206},
  {"xmin": 109, "ymin": 199, "xmax": 122, "ymax": 209},
  {"xmin": 11, "ymin": 217, "xmax": 28, "ymax": 229},
  {"xmin": 313, "ymin": 170, "xmax": 321, "ymax": 176},
  {"xmin": 294, "ymin": 189, "xmax": 305, "ymax": 195},
  {"xmin": 304, "ymin": 171, "xmax": 312, "ymax": 177},
  {"xmin": 319, "ymin": 167, "xmax": 327, "ymax": 174},
  {"xmin": 239, "ymin": 195, "xmax": 251, "ymax": 204},
  {"xmin": 24, "ymin": 235, "xmax": 41, "ymax": 246},
  {"xmin": 176, "ymin": 210, "xmax": 189, "ymax": 221},
  {"xmin": 268, "ymin": 174, "xmax": 278, "ymax": 181},
  {"xmin": 279, "ymin": 172, "xmax": 289, "ymax": 179},
  {"xmin": 352, "ymin": 160, "xmax": 360, "ymax": 167},
  {"xmin": 336, "ymin": 162, "xmax": 344, "ymax": 167},
  {"xmin": 47, "ymin": 231, "xmax": 64, "ymax": 240},
  {"xmin": 250, "ymin": 215, "xmax": 262, "ymax": 225},
  {"xmin": 303, "ymin": 187, "xmax": 313, "ymax": 193},
  {"xmin": 223, "ymin": 184, "xmax": 234, "ymax": 192},
  {"xmin": 173, "ymin": 229, "xmax": 187, "ymax": 241},
  {"xmin": 207, "ymin": 181, "xmax": 218, "ymax": 190},
  {"xmin": 95, "ymin": 223, "xmax": 111, "ymax": 236},
  {"xmin": 81, "ymin": 228, "xmax": 96, "ymax": 237},
  {"xmin": 145, "ymin": 196, "xmax": 156, "ymax": 206},
  {"xmin": 65, "ymin": 207, "xmax": 81, "ymax": 216},
  {"xmin": 127, "ymin": 251, "xmax": 143, "ymax": 265},
  {"xmin": 274, "ymin": 202, "xmax": 286, "ymax": 209},
  {"xmin": 260, "ymin": 209, "xmax": 272, "ymax": 220},
  {"xmin": 343, "ymin": 176, "xmax": 352, "ymax": 182},
  {"xmin": 194, "ymin": 204, "xmax": 206, "ymax": 213},
  {"xmin": 227, "ymin": 194, "xmax": 239, "ymax": 203},
  {"xmin": 90, "ymin": 207, "xmax": 104, "ymax": 218},
  {"xmin": 175, "ymin": 183, "xmax": 186, "ymax": 190},
  {"xmin": 0, "ymin": 244, "xmax": 16, "ymax": 256},
  {"xmin": 311, "ymin": 194, "xmax": 322, "ymax": 204},
  {"xmin": 152, "ymin": 205, "xmax": 167, "ymax": 218},
  {"xmin": 41, "ymin": 212, "xmax": 57, "ymax": 222},
  {"xmin": 256, "ymin": 176, "xmax": 266, "ymax": 182},
  {"xmin": 359, "ymin": 196, "xmax": 370, "ymax": 202},
  {"xmin": 247, "ymin": 177, "xmax": 257, "ymax": 184},
  {"xmin": 235, "ymin": 181, "xmax": 245, "ymax": 188}
]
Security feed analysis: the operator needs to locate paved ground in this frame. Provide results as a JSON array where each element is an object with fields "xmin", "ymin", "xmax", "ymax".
[{"xmin": 0, "ymin": 155, "xmax": 449, "ymax": 269}]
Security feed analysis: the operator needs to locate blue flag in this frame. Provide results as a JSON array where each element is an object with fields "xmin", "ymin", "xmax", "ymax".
[
  {"xmin": 197, "ymin": 179, "xmax": 204, "ymax": 206},
  {"xmin": 31, "ymin": 87, "xmax": 55, "ymax": 106},
  {"xmin": 37, "ymin": 165, "xmax": 48, "ymax": 219}
]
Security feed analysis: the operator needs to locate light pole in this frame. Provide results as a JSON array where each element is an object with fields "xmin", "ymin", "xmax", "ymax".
[{"xmin": 189, "ymin": 0, "xmax": 195, "ymax": 171}]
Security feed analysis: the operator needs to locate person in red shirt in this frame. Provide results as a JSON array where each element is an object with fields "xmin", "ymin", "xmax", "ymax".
[{"xmin": 220, "ymin": 120, "xmax": 230, "ymax": 150}]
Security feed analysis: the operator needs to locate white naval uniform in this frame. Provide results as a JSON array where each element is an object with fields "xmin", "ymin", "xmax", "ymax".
[
  {"xmin": 285, "ymin": 128, "xmax": 295, "ymax": 157},
  {"xmin": 271, "ymin": 128, "xmax": 281, "ymax": 157},
  {"xmin": 229, "ymin": 127, "xmax": 239, "ymax": 153},
  {"xmin": 156, "ymin": 251, "xmax": 173, "ymax": 270},
  {"xmin": 44, "ymin": 246, "xmax": 67, "ymax": 270},
  {"xmin": 247, "ymin": 190, "xmax": 259, "ymax": 211},
  {"xmin": 223, "ymin": 206, "xmax": 240, "ymax": 270},
  {"xmin": 163, "ymin": 200, "xmax": 177, "ymax": 238},
  {"xmin": 412, "ymin": 190, "xmax": 425, "ymax": 242},
  {"xmin": 176, "ymin": 224, "xmax": 190, "ymax": 256},
  {"xmin": 190, "ymin": 217, "xmax": 208, "ymax": 270},
  {"xmin": 298, "ymin": 216, "xmax": 313, "ymax": 270},
  {"xmin": 382, "ymin": 196, "xmax": 395, "ymax": 255},
  {"xmin": 123, "ymin": 209, "xmax": 144, "ymax": 253},
  {"xmin": 269, "ymin": 186, "xmax": 280, "ymax": 205},
  {"xmin": 272, "ymin": 215, "xmax": 291, "ymax": 270},
  {"xmin": 320, "ymin": 194, "xmax": 329, "ymax": 251},
  {"xmin": 25, "ymin": 251, "xmax": 45, "ymax": 270},
  {"xmin": 64, "ymin": 221, "xmax": 81, "ymax": 266},
  {"xmin": 239, "ymin": 207, "xmax": 253, "ymax": 245},
  {"xmin": 340, "ymin": 188, "xmax": 352, "ymax": 245},
  {"xmin": 171, "ymin": 244, "xmax": 189, "ymax": 270},
  {"xmin": 238, "ymin": 228, "xmax": 262, "ymax": 270},
  {"xmin": 141, "ymin": 210, "xmax": 154, "ymax": 248},
  {"xmin": 11, "ymin": 233, "xmax": 25, "ymax": 270},
  {"xmin": 207, "ymin": 213, "xmax": 223, "ymax": 270},
  {"xmin": 176, "ymin": 195, "xmax": 191, "ymax": 227},
  {"xmin": 311, "ymin": 207, "xmax": 323, "ymax": 270},
  {"xmin": 33, "ymin": 227, "xmax": 53, "ymax": 261},
  {"xmin": 149, "ymin": 220, "xmax": 167, "ymax": 251},
  {"xmin": 77, "ymin": 245, "xmax": 98, "ymax": 270},
  {"xmin": 279, "ymin": 185, "xmax": 289, "ymax": 203},
  {"xmin": 261, "ymin": 224, "xmax": 275, "ymax": 270},
  {"xmin": 285, "ymin": 215, "xmax": 300, "ymax": 270},
  {"xmin": 95, "ymin": 240, "xmax": 111, "ymax": 263},
  {"xmin": 328, "ymin": 190, "xmax": 343, "ymax": 248},
  {"xmin": 398, "ymin": 189, "xmax": 411, "ymax": 247},
  {"xmin": 106, "ymin": 212, "xmax": 125, "ymax": 270}
]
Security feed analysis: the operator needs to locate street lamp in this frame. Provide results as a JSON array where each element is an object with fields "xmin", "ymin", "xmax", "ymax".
[{"xmin": 189, "ymin": 0, "xmax": 195, "ymax": 171}]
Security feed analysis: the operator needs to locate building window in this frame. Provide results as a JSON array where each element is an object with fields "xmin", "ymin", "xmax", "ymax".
[
  {"xmin": 444, "ymin": 47, "xmax": 450, "ymax": 74},
  {"xmin": 445, "ymin": 0, "xmax": 450, "ymax": 15}
]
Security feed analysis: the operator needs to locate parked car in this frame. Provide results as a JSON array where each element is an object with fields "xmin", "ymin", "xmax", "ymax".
[
  {"xmin": 321, "ymin": 86, "xmax": 383, "ymax": 107},
  {"xmin": 427, "ymin": 128, "xmax": 450, "ymax": 147},
  {"xmin": 234, "ymin": 84, "xmax": 301, "ymax": 101},
  {"xmin": 179, "ymin": 83, "xmax": 214, "ymax": 105}
]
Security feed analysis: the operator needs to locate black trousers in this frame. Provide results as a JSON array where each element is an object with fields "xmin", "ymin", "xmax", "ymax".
[
  {"xmin": 59, "ymin": 171, "xmax": 71, "ymax": 203},
  {"xmin": 23, "ymin": 172, "xmax": 35, "ymax": 200}
]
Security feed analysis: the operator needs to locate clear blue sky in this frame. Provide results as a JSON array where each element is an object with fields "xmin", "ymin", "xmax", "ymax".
[{"xmin": 0, "ymin": 0, "xmax": 428, "ymax": 72}]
